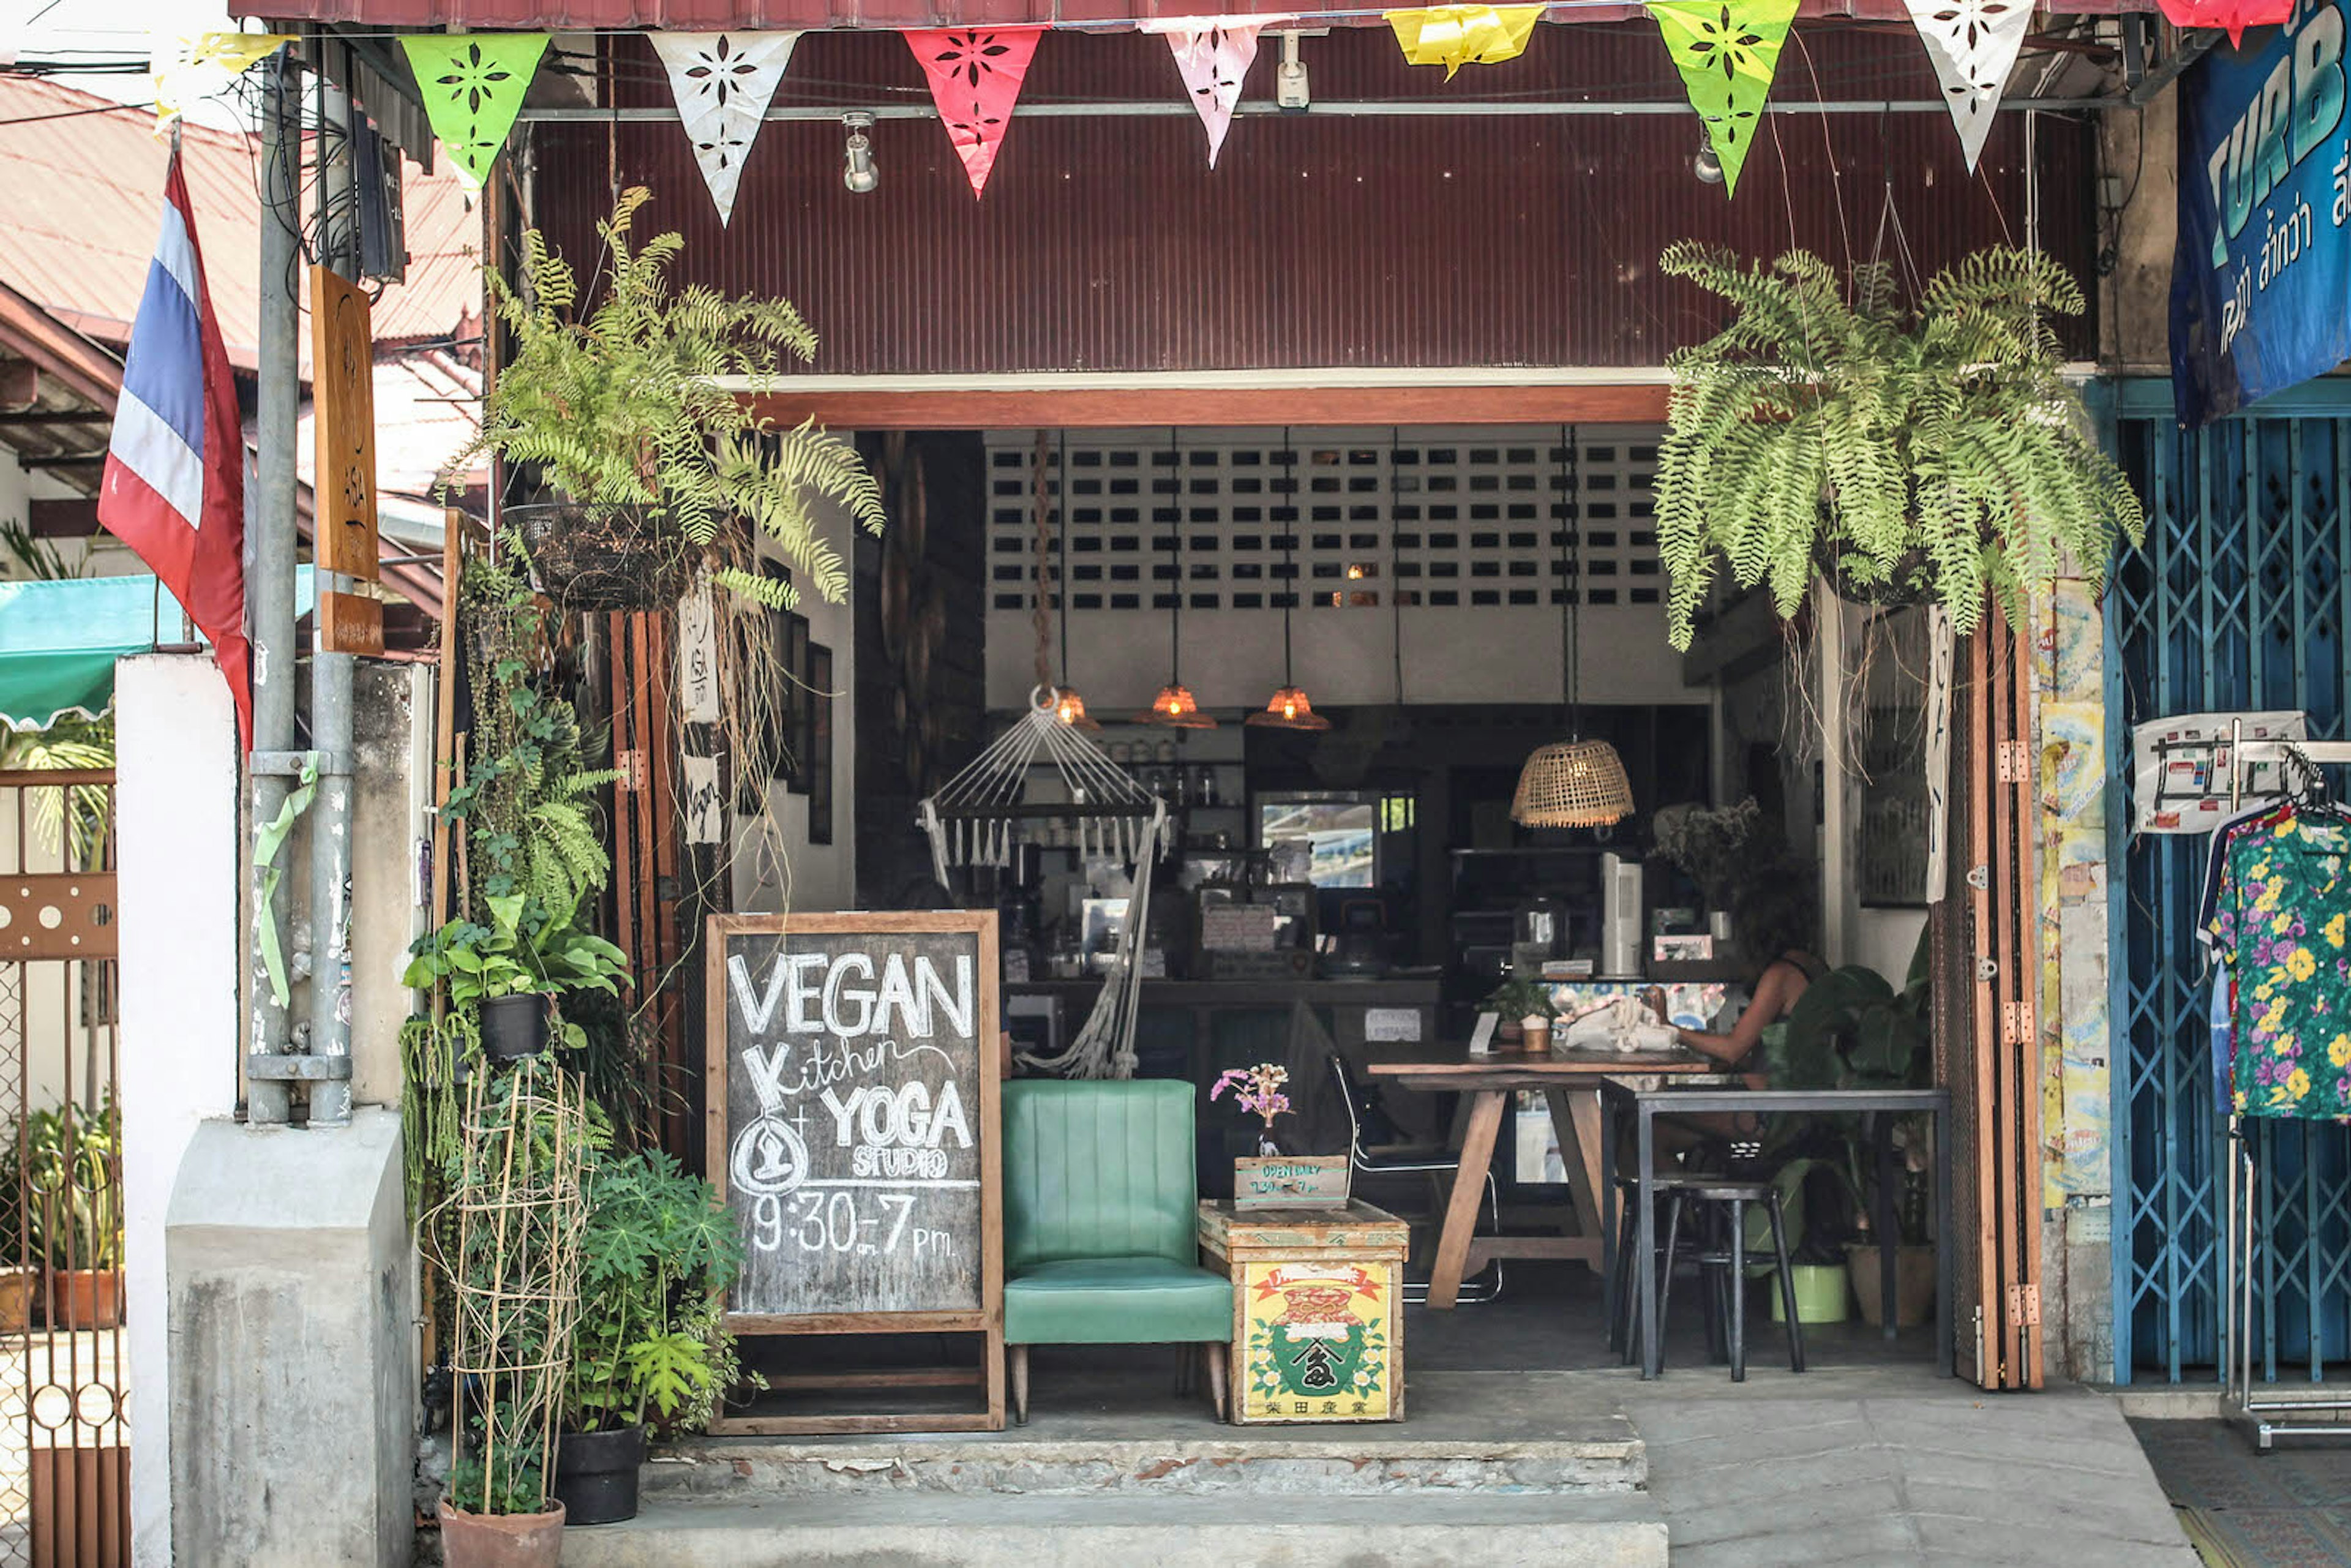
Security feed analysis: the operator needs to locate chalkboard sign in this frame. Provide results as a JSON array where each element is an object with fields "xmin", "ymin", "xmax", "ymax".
[{"xmin": 705, "ymin": 911, "xmax": 1003, "ymax": 1432}]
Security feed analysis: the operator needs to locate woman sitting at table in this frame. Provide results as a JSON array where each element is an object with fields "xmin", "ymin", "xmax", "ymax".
[{"xmin": 1649, "ymin": 874, "xmax": 1824, "ymax": 1089}]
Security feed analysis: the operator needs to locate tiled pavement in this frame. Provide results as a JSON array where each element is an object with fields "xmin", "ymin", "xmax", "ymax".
[{"xmin": 1629, "ymin": 1388, "xmax": 2200, "ymax": 1566}]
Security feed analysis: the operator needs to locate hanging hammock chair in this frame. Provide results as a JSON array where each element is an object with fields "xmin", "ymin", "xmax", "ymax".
[{"xmin": 918, "ymin": 686, "xmax": 1164, "ymax": 1079}]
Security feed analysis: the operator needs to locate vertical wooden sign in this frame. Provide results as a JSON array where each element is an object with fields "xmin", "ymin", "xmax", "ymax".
[{"xmin": 310, "ymin": 266, "xmax": 383, "ymax": 656}]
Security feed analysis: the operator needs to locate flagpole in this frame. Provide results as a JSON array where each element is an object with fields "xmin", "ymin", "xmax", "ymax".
[{"xmin": 246, "ymin": 47, "xmax": 301, "ymax": 1128}]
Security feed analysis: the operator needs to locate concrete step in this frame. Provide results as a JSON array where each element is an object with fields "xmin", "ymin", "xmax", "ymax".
[
  {"xmin": 561, "ymin": 1492, "xmax": 1668, "ymax": 1567},
  {"xmin": 647, "ymin": 1416, "xmax": 1645, "ymax": 1499}
]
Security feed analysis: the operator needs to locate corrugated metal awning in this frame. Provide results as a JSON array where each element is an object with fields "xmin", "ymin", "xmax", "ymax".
[{"xmin": 237, "ymin": 0, "xmax": 2129, "ymax": 26}]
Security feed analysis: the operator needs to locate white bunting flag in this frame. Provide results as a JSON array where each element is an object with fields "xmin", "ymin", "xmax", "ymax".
[
  {"xmin": 1902, "ymin": 0, "xmax": 2032, "ymax": 173},
  {"xmin": 651, "ymin": 31, "xmax": 801, "ymax": 225},
  {"xmin": 1163, "ymin": 26, "xmax": 1261, "ymax": 168}
]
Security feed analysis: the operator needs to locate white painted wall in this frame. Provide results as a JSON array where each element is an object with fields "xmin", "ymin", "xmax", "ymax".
[
  {"xmin": 732, "ymin": 511, "xmax": 858, "ymax": 916},
  {"xmin": 0, "ymin": 463, "xmax": 144, "ymax": 582},
  {"xmin": 115, "ymin": 654, "xmax": 242, "ymax": 1568}
]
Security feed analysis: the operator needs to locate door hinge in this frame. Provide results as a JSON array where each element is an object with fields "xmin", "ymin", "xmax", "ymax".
[
  {"xmin": 2001, "ymin": 1000, "xmax": 2036, "ymax": 1046},
  {"xmin": 617, "ymin": 748, "xmax": 648, "ymax": 792},
  {"xmin": 2006, "ymin": 1283, "xmax": 2041, "ymax": 1328},
  {"xmin": 1997, "ymin": 739, "xmax": 2031, "ymax": 783}
]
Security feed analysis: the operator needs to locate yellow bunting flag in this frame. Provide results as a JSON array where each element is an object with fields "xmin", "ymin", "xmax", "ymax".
[
  {"xmin": 1646, "ymin": 0, "xmax": 1800, "ymax": 197},
  {"xmin": 151, "ymin": 31, "xmax": 293, "ymax": 132},
  {"xmin": 1385, "ymin": 5, "xmax": 1545, "ymax": 79}
]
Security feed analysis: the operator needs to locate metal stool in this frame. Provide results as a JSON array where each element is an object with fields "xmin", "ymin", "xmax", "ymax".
[
  {"xmin": 1611, "ymin": 1174, "xmax": 1720, "ymax": 1367},
  {"xmin": 1655, "ymin": 1179, "xmax": 1807, "ymax": 1381}
]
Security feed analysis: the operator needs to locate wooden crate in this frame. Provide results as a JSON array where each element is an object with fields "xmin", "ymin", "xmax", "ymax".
[{"xmin": 1197, "ymin": 1199, "xmax": 1409, "ymax": 1425}]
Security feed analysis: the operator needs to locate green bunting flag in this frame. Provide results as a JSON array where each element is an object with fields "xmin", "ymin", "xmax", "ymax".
[
  {"xmin": 400, "ymin": 33, "xmax": 550, "ymax": 189},
  {"xmin": 1645, "ymin": 0, "xmax": 1798, "ymax": 197}
]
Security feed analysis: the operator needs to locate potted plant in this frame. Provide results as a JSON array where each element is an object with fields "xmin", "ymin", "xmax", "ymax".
[
  {"xmin": 1650, "ymin": 798, "xmax": 1771, "ymax": 939},
  {"xmin": 1652, "ymin": 242, "xmax": 2145, "ymax": 651},
  {"xmin": 27, "ymin": 1103, "xmax": 119, "ymax": 1330},
  {"xmin": 0, "ymin": 1122, "xmax": 36, "ymax": 1333},
  {"xmin": 1213, "ymin": 1062, "xmax": 1346, "ymax": 1209},
  {"xmin": 1760, "ymin": 928, "xmax": 1937, "ymax": 1324},
  {"xmin": 448, "ymin": 185, "xmax": 885, "ymax": 612},
  {"xmin": 1482, "ymin": 978, "xmax": 1558, "ymax": 1045},
  {"xmin": 403, "ymin": 893, "xmax": 630, "ymax": 1060},
  {"xmin": 557, "ymin": 1150, "xmax": 744, "ymax": 1525},
  {"xmin": 440, "ymin": 1058, "xmax": 587, "ymax": 1568}
]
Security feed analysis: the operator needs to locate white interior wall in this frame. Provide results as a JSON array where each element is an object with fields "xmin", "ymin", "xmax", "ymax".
[{"xmin": 731, "ymin": 500, "xmax": 858, "ymax": 915}]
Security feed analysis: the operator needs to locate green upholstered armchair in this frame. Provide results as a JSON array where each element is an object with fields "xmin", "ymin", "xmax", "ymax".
[{"xmin": 1001, "ymin": 1079, "xmax": 1235, "ymax": 1422}]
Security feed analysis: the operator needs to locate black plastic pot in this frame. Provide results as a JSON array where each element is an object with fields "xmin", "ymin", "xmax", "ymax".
[
  {"xmin": 479, "ymin": 994, "xmax": 550, "ymax": 1062},
  {"xmin": 553, "ymin": 1425, "xmax": 646, "ymax": 1526}
]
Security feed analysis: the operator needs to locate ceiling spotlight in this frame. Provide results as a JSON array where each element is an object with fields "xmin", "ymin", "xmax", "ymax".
[
  {"xmin": 1693, "ymin": 135, "xmax": 1723, "ymax": 186},
  {"xmin": 842, "ymin": 113, "xmax": 878, "ymax": 195},
  {"xmin": 1277, "ymin": 32, "xmax": 1311, "ymax": 113}
]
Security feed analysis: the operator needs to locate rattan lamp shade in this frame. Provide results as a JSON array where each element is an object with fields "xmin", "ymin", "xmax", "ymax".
[
  {"xmin": 1244, "ymin": 685, "xmax": 1332, "ymax": 731},
  {"xmin": 1052, "ymin": 686, "xmax": 1103, "ymax": 730},
  {"xmin": 1511, "ymin": 738, "xmax": 1635, "ymax": 828},
  {"xmin": 1136, "ymin": 681, "xmax": 1219, "ymax": 729}
]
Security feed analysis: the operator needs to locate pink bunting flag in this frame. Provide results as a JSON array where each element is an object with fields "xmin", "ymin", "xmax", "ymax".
[
  {"xmin": 1164, "ymin": 26, "xmax": 1261, "ymax": 168},
  {"xmin": 2154, "ymin": 0, "xmax": 2290, "ymax": 47},
  {"xmin": 904, "ymin": 28, "xmax": 1044, "ymax": 198}
]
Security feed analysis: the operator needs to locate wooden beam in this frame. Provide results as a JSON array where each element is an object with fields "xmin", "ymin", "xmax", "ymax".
[
  {"xmin": 0, "ymin": 411, "xmax": 106, "ymax": 429},
  {"xmin": 743, "ymin": 382, "xmax": 1672, "ymax": 431},
  {"xmin": 17, "ymin": 452, "xmax": 102, "ymax": 472},
  {"xmin": 27, "ymin": 498, "xmax": 99, "ymax": 538}
]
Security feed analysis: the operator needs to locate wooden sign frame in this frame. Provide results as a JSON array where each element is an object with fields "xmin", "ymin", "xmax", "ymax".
[
  {"xmin": 703, "ymin": 910, "xmax": 1004, "ymax": 1434},
  {"xmin": 309, "ymin": 264, "xmax": 383, "ymax": 657}
]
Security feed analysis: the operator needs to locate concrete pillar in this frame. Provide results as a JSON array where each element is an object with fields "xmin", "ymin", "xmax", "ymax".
[
  {"xmin": 165, "ymin": 1111, "xmax": 411, "ymax": 1567},
  {"xmin": 118, "ymin": 656, "xmax": 241, "ymax": 1568},
  {"xmin": 120, "ymin": 654, "xmax": 420, "ymax": 1566}
]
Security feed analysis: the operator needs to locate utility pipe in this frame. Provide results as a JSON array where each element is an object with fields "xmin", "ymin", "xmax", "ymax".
[
  {"xmin": 247, "ymin": 50, "xmax": 301, "ymax": 1127},
  {"xmin": 515, "ymin": 94, "xmax": 2111, "ymax": 123},
  {"xmin": 308, "ymin": 69, "xmax": 359, "ymax": 1128}
]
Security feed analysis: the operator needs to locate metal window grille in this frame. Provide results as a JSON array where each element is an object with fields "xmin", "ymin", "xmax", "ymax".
[{"xmin": 2110, "ymin": 400, "xmax": 2351, "ymax": 1384}]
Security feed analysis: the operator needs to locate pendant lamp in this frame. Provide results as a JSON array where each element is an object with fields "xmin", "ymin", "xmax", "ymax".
[
  {"xmin": 1044, "ymin": 434, "xmax": 1102, "ymax": 729},
  {"xmin": 1512, "ymin": 426, "xmax": 1634, "ymax": 828},
  {"xmin": 1136, "ymin": 429, "xmax": 1218, "ymax": 729},
  {"xmin": 1248, "ymin": 430, "xmax": 1333, "ymax": 732}
]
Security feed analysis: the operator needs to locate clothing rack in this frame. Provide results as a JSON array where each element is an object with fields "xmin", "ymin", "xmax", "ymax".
[{"xmin": 2222, "ymin": 718, "xmax": 2351, "ymax": 1448}]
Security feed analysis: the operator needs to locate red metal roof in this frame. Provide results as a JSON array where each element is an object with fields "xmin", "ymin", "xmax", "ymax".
[
  {"xmin": 235, "ymin": 0, "xmax": 2124, "ymax": 26},
  {"xmin": 0, "ymin": 77, "xmax": 481, "ymax": 367}
]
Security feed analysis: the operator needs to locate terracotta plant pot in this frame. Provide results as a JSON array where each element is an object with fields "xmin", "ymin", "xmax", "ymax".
[
  {"xmin": 438, "ymin": 1497, "xmax": 566, "ymax": 1568},
  {"xmin": 0, "ymin": 1266, "xmax": 35, "ymax": 1334},
  {"xmin": 53, "ymin": 1269, "xmax": 120, "ymax": 1331},
  {"xmin": 1845, "ymin": 1242, "xmax": 1936, "ymax": 1328}
]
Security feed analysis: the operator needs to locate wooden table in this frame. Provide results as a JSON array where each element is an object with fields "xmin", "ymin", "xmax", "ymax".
[
  {"xmin": 1197, "ymin": 1199, "xmax": 1410, "ymax": 1423},
  {"xmin": 1366, "ymin": 1048, "xmax": 1718, "ymax": 1309}
]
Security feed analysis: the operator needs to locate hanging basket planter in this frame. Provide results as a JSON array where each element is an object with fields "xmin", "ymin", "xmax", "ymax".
[
  {"xmin": 507, "ymin": 503, "xmax": 694, "ymax": 613},
  {"xmin": 1812, "ymin": 538, "xmax": 1937, "ymax": 612}
]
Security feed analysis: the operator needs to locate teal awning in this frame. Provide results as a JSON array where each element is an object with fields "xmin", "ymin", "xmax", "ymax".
[{"xmin": 0, "ymin": 571, "xmax": 315, "ymax": 732}]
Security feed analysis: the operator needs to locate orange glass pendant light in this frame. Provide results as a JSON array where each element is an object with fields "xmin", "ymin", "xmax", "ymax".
[
  {"xmin": 1136, "ymin": 429, "xmax": 1220, "ymax": 729},
  {"xmin": 1248, "ymin": 433, "xmax": 1333, "ymax": 732}
]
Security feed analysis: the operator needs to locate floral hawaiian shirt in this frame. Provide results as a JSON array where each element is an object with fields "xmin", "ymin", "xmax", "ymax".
[{"xmin": 2208, "ymin": 807, "xmax": 2351, "ymax": 1120}]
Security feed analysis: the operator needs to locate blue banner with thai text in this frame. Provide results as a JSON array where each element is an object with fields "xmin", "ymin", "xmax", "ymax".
[{"xmin": 2172, "ymin": 0, "xmax": 2351, "ymax": 427}]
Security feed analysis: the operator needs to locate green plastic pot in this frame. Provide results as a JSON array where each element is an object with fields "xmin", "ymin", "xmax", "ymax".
[{"xmin": 1769, "ymin": 1262, "xmax": 1851, "ymax": 1325}]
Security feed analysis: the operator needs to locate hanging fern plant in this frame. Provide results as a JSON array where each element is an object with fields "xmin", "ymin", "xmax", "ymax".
[
  {"xmin": 448, "ymin": 185, "xmax": 885, "ymax": 612},
  {"xmin": 1652, "ymin": 243, "xmax": 2144, "ymax": 651}
]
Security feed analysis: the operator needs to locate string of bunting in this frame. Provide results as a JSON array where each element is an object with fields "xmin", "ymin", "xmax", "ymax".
[{"xmin": 165, "ymin": 6, "xmax": 2087, "ymax": 206}]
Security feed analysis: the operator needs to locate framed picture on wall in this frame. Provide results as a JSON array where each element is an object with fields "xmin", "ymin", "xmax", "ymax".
[
  {"xmin": 1855, "ymin": 607, "xmax": 1932, "ymax": 909},
  {"xmin": 782, "ymin": 612, "xmax": 814, "ymax": 797},
  {"xmin": 808, "ymin": 643, "xmax": 833, "ymax": 845}
]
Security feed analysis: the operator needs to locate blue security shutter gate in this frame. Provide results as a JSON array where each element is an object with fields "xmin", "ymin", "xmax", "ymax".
[{"xmin": 2109, "ymin": 383, "xmax": 2351, "ymax": 1384}]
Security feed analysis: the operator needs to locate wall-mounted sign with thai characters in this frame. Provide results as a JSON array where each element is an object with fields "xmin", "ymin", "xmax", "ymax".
[{"xmin": 2173, "ymin": 0, "xmax": 2351, "ymax": 426}]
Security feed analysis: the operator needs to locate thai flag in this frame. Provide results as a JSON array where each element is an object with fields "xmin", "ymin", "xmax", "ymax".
[{"xmin": 98, "ymin": 150, "xmax": 252, "ymax": 749}]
